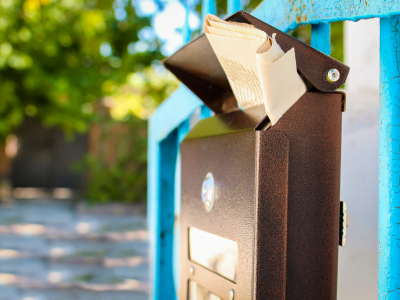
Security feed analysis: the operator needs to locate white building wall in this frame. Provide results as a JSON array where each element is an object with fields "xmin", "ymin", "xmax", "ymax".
[{"xmin": 338, "ymin": 18, "xmax": 380, "ymax": 300}]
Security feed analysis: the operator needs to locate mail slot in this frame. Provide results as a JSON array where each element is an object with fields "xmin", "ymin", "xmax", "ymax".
[{"xmin": 163, "ymin": 11, "xmax": 349, "ymax": 300}]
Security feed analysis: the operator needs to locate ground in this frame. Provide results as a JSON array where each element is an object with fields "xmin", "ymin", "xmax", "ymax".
[{"xmin": 0, "ymin": 198, "xmax": 149, "ymax": 300}]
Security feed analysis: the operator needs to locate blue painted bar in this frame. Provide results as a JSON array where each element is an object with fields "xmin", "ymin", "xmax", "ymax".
[
  {"xmin": 150, "ymin": 85, "xmax": 202, "ymax": 142},
  {"xmin": 202, "ymin": 0, "xmax": 216, "ymax": 21},
  {"xmin": 147, "ymin": 127, "xmax": 178, "ymax": 299},
  {"xmin": 379, "ymin": 15, "xmax": 400, "ymax": 300},
  {"xmin": 311, "ymin": 23, "xmax": 331, "ymax": 55},
  {"xmin": 182, "ymin": 2, "xmax": 191, "ymax": 43},
  {"xmin": 157, "ymin": 130, "xmax": 178, "ymax": 299},
  {"xmin": 227, "ymin": 0, "xmax": 241, "ymax": 15},
  {"xmin": 252, "ymin": 0, "xmax": 400, "ymax": 32}
]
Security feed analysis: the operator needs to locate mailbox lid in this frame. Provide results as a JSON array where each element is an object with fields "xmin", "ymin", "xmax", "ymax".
[{"xmin": 163, "ymin": 10, "xmax": 350, "ymax": 114}]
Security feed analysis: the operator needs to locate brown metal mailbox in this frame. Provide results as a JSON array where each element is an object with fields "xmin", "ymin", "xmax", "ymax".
[{"xmin": 163, "ymin": 11, "xmax": 349, "ymax": 300}]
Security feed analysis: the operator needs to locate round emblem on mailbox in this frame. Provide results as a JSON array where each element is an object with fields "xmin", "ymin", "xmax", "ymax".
[{"xmin": 201, "ymin": 173, "xmax": 215, "ymax": 212}]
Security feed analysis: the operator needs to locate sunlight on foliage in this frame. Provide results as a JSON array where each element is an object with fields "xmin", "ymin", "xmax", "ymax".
[
  {"xmin": 104, "ymin": 66, "xmax": 178, "ymax": 120},
  {"xmin": 0, "ymin": 0, "xmax": 171, "ymax": 139},
  {"xmin": 24, "ymin": 0, "xmax": 51, "ymax": 12}
]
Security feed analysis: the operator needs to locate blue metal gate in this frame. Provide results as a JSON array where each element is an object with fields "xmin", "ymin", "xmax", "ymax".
[{"xmin": 148, "ymin": 1, "xmax": 400, "ymax": 299}]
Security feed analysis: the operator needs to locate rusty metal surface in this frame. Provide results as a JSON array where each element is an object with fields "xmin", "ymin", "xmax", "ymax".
[
  {"xmin": 254, "ymin": 131, "xmax": 289, "ymax": 299},
  {"xmin": 269, "ymin": 92, "xmax": 343, "ymax": 299},
  {"xmin": 251, "ymin": 0, "xmax": 400, "ymax": 32},
  {"xmin": 180, "ymin": 130, "xmax": 258, "ymax": 300},
  {"xmin": 180, "ymin": 92, "xmax": 343, "ymax": 299}
]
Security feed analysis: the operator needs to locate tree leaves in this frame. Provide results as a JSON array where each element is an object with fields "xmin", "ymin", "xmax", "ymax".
[{"xmin": 0, "ymin": 0, "xmax": 173, "ymax": 139}]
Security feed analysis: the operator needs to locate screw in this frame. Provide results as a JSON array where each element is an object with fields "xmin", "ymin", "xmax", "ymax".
[
  {"xmin": 229, "ymin": 289, "xmax": 234, "ymax": 300},
  {"xmin": 189, "ymin": 266, "xmax": 194, "ymax": 275},
  {"xmin": 327, "ymin": 69, "xmax": 340, "ymax": 83}
]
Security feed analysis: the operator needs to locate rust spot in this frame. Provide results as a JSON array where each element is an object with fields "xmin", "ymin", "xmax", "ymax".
[
  {"xmin": 365, "ymin": 0, "xmax": 368, "ymax": 6},
  {"xmin": 296, "ymin": 14, "xmax": 308, "ymax": 23}
]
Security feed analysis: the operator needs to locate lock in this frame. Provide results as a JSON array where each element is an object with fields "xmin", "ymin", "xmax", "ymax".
[
  {"xmin": 201, "ymin": 173, "xmax": 215, "ymax": 212},
  {"xmin": 164, "ymin": 10, "xmax": 349, "ymax": 300}
]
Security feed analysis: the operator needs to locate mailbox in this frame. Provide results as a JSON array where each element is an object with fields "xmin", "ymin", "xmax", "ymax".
[{"xmin": 163, "ymin": 11, "xmax": 349, "ymax": 300}]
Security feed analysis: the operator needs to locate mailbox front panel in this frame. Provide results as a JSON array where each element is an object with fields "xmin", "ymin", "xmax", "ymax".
[
  {"xmin": 180, "ymin": 129, "xmax": 291, "ymax": 299},
  {"xmin": 180, "ymin": 130, "xmax": 258, "ymax": 299},
  {"xmin": 180, "ymin": 91, "xmax": 343, "ymax": 300}
]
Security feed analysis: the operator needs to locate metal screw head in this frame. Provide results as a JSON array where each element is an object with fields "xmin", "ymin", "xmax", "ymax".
[
  {"xmin": 327, "ymin": 69, "xmax": 340, "ymax": 83},
  {"xmin": 229, "ymin": 289, "xmax": 234, "ymax": 300},
  {"xmin": 201, "ymin": 173, "xmax": 215, "ymax": 212},
  {"xmin": 189, "ymin": 266, "xmax": 194, "ymax": 275}
]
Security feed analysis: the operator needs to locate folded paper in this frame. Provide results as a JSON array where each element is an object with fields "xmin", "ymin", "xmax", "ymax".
[{"xmin": 203, "ymin": 14, "xmax": 307, "ymax": 125}]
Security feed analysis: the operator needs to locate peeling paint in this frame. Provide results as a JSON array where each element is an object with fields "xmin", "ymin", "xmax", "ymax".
[
  {"xmin": 252, "ymin": 0, "xmax": 400, "ymax": 32},
  {"xmin": 379, "ymin": 15, "xmax": 400, "ymax": 300}
]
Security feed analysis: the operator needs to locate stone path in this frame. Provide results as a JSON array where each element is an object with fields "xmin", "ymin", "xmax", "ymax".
[{"xmin": 0, "ymin": 199, "xmax": 149, "ymax": 300}]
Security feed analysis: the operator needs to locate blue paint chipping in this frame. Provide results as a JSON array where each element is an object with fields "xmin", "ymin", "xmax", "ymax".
[
  {"xmin": 252, "ymin": 0, "xmax": 400, "ymax": 32},
  {"xmin": 379, "ymin": 15, "xmax": 400, "ymax": 300}
]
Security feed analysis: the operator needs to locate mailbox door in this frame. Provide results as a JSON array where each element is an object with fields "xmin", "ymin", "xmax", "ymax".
[
  {"xmin": 180, "ymin": 91, "xmax": 343, "ymax": 300},
  {"xmin": 181, "ymin": 130, "xmax": 258, "ymax": 299}
]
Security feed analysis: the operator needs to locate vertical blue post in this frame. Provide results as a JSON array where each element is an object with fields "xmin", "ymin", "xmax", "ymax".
[
  {"xmin": 379, "ymin": 15, "xmax": 400, "ymax": 300},
  {"xmin": 182, "ymin": 1, "xmax": 191, "ymax": 43},
  {"xmin": 202, "ymin": 0, "xmax": 216, "ymax": 22},
  {"xmin": 227, "ymin": 0, "xmax": 241, "ymax": 15},
  {"xmin": 149, "ymin": 129, "xmax": 178, "ymax": 300},
  {"xmin": 311, "ymin": 23, "xmax": 331, "ymax": 55}
]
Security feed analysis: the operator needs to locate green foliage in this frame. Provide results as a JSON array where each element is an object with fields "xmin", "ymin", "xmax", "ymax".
[
  {"xmin": 73, "ymin": 116, "xmax": 148, "ymax": 203},
  {"xmin": 105, "ymin": 65, "xmax": 178, "ymax": 120},
  {"xmin": 331, "ymin": 21, "xmax": 344, "ymax": 62},
  {"xmin": 0, "ymin": 0, "xmax": 167, "ymax": 139},
  {"xmin": 0, "ymin": 0, "xmax": 180, "ymax": 203},
  {"xmin": 290, "ymin": 22, "xmax": 344, "ymax": 62}
]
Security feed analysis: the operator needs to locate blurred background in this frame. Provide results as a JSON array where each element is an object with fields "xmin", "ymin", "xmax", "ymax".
[{"xmin": 0, "ymin": 0, "xmax": 378, "ymax": 299}]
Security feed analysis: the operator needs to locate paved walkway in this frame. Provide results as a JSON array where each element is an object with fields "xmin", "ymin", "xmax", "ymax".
[{"xmin": 0, "ymin": 199, "xmax": 149, "ymax": 300}]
